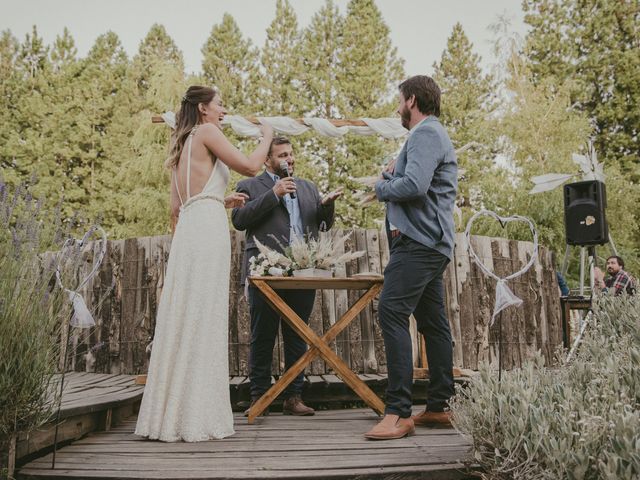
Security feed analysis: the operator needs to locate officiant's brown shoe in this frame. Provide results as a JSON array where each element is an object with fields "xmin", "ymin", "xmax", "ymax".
[
  {"xmin": 411, "ymin": 410, "xmax": 452, "ymax": 428},
  {"xmin": 364, "ymin": 415, "xmax": 415, "ymax": 440},
  {"xmin": 243, "ymin": 398, "xmax": 269, "ymax": 417},
  {"xmin": 282, "ymin": 395, "xmax": 315, "ymax": 416}
]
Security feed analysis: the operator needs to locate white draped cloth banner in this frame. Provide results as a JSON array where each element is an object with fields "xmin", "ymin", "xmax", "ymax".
[
  {"xmin": 160, "ymin": 112, "xmax": 408, "ymax": 139},
  {"xmin": 464, "ymin": 210, "xmax": 539, "ymax": 325}
]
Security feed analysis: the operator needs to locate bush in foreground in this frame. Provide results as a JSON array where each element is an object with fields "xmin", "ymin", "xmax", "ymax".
[
  {"xmin": 0, "ymin": 180, "xmax": 71, "ymax": 478},
  {"xmin": 452, "ymin": 296, "xmax": 640, "ymax": 479}
]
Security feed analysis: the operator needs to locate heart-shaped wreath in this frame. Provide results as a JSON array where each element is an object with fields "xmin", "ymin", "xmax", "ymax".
[
  {"xmin": 464, "ymin": 210, "xmax": 538, "ymax": 325},
  {"xmin": 55, "ymin": 226, "xmax": 107, "ymax": 328}
]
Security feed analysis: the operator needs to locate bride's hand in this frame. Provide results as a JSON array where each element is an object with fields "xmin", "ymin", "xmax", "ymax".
[
  {"xmin": 259, "ymin": 123, "xmax": 274, "ymax": 139},
  {"xmin": 224, "ymin": 192, "xmax": 249, "ymax": 209}
]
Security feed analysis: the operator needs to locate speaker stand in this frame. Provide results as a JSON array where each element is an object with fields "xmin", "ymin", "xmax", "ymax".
[
  {"xmin": 560, "ymin": 233, "xmax": 618, "ymax": 293},
  {"xmin": 560, "ymin": 234, "xmax": 618, "ymax": 351}
]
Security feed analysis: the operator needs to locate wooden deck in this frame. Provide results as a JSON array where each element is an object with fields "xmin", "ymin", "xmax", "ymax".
[
  {"xmin": 15, "ymin": 373, "xmax": 144, "ymax": 462},
  {"xmin": 19, "ymin": 409, "xmax": 476, "ymax": 480}
]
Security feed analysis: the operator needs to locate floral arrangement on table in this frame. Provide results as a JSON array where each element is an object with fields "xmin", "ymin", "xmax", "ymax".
[
  {"xmin": 248, "ymin": 240, "xmax": 293, "ymax": 277},
  {"xmin": 248, "ymin": 232, "xmax": 365, "ymax": 278}
]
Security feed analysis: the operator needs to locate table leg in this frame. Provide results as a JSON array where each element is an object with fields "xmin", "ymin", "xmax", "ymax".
[{"xmin": 248, "ymin": 280, "xmax": 384, "ymax": 423}]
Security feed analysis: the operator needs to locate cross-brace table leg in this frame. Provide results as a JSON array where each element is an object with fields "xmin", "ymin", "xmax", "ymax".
[{"xmin": 248, "ymin": 280, "xmax": 385, "ymax": 423}]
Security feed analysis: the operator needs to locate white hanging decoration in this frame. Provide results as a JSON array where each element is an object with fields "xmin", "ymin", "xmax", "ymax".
[
  {"xmin": 529, "ymin": 140, "xmax": 605, "ymax": 194},
  {"xmin": 55, "ymin": 226, "xmax": 108, "ymax": 328},
  {"xmin": 529, "ymin": 173, "xmax": 575, "ymax": 194},
  {"xmin": 161, "ymin": 111, "xmax": 176, "ymax": 129},
  {"xmin": 464, "ymin": 210, "xmax": 538, "ymax": 325}
]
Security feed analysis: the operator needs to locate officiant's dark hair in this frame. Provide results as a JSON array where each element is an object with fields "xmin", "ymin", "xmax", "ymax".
[
  {"xmin": 398, "ymin": 75, "xmax": 441, "ymax": 117},
  {"xmin": 166, "ymin": 85, "xmax": 217, "ymax": 169},
  {"xmin": 268, "ymin": 136, "xmax": 292, "ymax": 157}
]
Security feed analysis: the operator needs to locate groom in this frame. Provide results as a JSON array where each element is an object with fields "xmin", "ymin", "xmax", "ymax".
[
  {"xmin": 231, "ymin": 136, "xmax": 342, "ymax": 416},
  {"xmin": 364, "ymin": 75, "xmax": 457, "ymax": 440}
]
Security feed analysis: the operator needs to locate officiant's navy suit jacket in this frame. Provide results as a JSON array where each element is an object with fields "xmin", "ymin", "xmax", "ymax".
[{"xmin": 231, "ymin": 170, "xmax": 335, "ymax": 285}]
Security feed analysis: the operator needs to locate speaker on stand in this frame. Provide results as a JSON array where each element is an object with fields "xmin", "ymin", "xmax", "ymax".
[
  {"xmin": 560, "ymin": 180, "xmax": 617, "ymax": 360},
  {"xmin": 562, "ymin": 180, "xmax": 609, "ymax": 296}
]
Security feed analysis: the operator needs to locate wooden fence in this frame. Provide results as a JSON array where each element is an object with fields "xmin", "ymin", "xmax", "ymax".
[{"xmin": 59, "ymin": 229, "xmax": 562, "ymax": 375}]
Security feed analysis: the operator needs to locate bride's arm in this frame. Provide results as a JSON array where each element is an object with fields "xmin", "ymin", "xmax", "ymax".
[{"xmin": 200, "ymin": 123, "xmax": 273, "ymax": 177}]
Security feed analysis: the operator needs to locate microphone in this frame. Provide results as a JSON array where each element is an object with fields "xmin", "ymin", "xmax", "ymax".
[{"xmin": 279, "ymin": 160, "xmax": 296, "ymax": 199}]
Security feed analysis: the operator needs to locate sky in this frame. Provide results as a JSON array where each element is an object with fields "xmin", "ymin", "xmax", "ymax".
[{"xmin": 2, "ymin": 0, "xmax": 529, "ymax": 76}]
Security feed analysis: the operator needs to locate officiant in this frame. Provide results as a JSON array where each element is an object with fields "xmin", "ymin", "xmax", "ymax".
[{"xmin": 231, "ymin": 136, "xmax": 342, "ymax": 416}]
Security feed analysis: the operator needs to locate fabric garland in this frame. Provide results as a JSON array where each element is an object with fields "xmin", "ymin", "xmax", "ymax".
[{"xmin": 160, "ymin": 112, "xmax": 408, "ymax": 139}]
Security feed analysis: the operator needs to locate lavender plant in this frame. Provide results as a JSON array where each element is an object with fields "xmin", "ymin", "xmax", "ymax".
[
  {"xmin": 452, "ymin": 296, "xmax": 640, "ymax": 479},
  {"xmin": 0, "ymin": 179, "xmax": 72, "ymax": 477}
]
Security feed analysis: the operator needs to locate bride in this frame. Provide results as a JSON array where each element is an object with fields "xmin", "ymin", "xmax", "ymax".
[{"xmin": 135, "ymin": 85, "xmax": 273, "ymax": 442}]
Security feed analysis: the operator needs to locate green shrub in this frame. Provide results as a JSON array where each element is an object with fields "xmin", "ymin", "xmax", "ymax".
[
  {"xmin": 452, "ymin": 296, "xmax": 640, "ymax": 479},
  {"xmin": 0, "ymin": 180, "xmax": 72, "ymax": 477}
]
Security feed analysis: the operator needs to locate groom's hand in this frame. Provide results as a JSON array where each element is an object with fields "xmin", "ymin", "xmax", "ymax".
[
  {"xmin": 380, "ymin": 158, "xmax": 397, "ymax": 178},
  {"xmin": 321, "ymin": 187, "xmax": 343, "ymax": 205}
]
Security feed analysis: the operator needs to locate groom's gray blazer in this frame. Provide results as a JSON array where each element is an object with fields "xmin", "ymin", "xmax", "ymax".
[
  {"xmin": 231, "ymin": 170, "xmax": 335, "ymax": 285},
  {"xmin": 375, "ymin": 115, "xmax": 457, "ymax": 259}
]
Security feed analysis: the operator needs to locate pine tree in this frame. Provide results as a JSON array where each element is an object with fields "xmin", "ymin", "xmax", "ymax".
[
  {"xmin": 523, "ymin": 0, "xmax": 640, "ymax": 178},
  {"xmin": 201, "ymin": 13, "xmax": 259, "ymax": 113},
  {"xmin": 336, "ymin": 0, "xmax": 403, "ymax": 117},
  {"xmin": 0, "ymin": 30, "xmax": 21, "ymax": 183},
  {"xmin": 297, "ymin": 0, "xmax": 344, "ymax": 195},
  {"xmin": 433, "ymin": 22, "xmax": 494, "ymax": 212},
  {"xmin": 79, "ymin": 32, "xmax": 130, "ymax": 222},
  {"xmin": 334, "ymin": 0, "xmax": 405, "ymax": 228},
  {"xmin": 258, "ymin": 0, "xmax": 309, "ymax": 116},
  {"xmin": 100, "ymin": 25, "xmax": 186, "ymax": 238},
  {"xmin": 132, "ymin": 24, "xmax": 184, "ymax": 95},
  {"xmin": 50, "ymin": 27, "xmax": 77, "ymax": 71}
]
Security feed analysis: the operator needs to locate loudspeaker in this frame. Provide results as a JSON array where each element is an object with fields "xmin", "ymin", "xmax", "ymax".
[{"xmin": 563, "ymin": 180, "xmax": 608, "ymax": 246}]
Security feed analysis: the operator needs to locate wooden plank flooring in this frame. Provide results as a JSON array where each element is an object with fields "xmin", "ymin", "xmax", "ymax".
[
  {"xmin": 15, "ymin": 373, "xmax": 145, "ymax": 461},
  {"xmin": 19, "ymin": 409, "xmax": 476, "ymax": 480},
  {"xmin": 55, "ymin": 372, "xmax": 144, "ymax": 418}
]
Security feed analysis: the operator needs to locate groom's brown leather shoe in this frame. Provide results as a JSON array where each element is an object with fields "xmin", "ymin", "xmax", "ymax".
[
  {"xmin": 282, "ymin": 395, "xmax": 315, "ymax": 416},
  {"xmin": 364, "ymin": 415, "xmax": 415, "ymax": 440},
  {"xmin": 243, "ymin": 398, "xmax": 269, "ymax": 417},
  {"xmin": 411, "ymin": 409, "xmax": 452, "ymax": 428}
]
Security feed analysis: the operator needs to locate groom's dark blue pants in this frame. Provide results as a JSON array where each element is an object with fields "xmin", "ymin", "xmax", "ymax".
[
  {"xmin": 247, "ymin": 286, "xmax": 316, "ymax": 400},
  {"xmin": 378, "ymin": 233, "xmax": 455, "ymax": 418}
]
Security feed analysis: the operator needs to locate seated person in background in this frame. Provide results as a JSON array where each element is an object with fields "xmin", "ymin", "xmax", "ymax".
[{"xmin": 594, "ymin": 255, "xmax": 636, "ymax": 296}]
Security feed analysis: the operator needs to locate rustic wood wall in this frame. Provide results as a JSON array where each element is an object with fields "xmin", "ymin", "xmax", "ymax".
[{"xmin": 57, "ymin": 230, "xmax": 562, "ymax": 375}]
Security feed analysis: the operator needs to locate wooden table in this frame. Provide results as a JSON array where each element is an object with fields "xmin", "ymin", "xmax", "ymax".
[{"xmin": 247, "ymin": 275, "xmax": 386, "ymax": 424}]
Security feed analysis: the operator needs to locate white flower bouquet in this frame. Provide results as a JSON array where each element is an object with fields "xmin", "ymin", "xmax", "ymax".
[
  {"xmin": 287, "ymin": 232, "xmax": 364, "ymax": 272},
  {"xmin": 248, "ymin": 238, "xmax": 293, "ymax": 277},
  {"xmin": 248, "ymin": 232, "xmax": 365, "ymax": 277},
  {"xmin": 248, "ymin": 232, "xmax": 365, "ymax": 278}
]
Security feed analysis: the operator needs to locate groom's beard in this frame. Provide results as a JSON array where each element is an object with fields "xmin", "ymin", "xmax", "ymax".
[{"xmin": 400, "ymin": 106, "xmax": 411, "ymax": 130}]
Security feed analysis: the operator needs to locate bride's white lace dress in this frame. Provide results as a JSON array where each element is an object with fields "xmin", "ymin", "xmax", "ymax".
[{"xmin": 135, "ymin": 129, "xmax": 234, "ymax": 442}]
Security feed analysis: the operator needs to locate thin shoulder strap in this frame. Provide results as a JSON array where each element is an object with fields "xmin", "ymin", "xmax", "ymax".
[
  {"xmin": 185, "ymin": 125, "xmax": 200, "ymax": 200},
  {"xmin": 186, "ymin": 131, "xmax": 194, "ymax": 200},
  {"xmin": 173, "ymin": 169, "xmax": 184, "ymax": 206}
]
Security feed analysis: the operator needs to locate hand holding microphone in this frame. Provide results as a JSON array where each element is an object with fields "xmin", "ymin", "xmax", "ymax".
[{"xmin": 278, "ymin": 160, "xmax": 296, "ymax": 199}]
